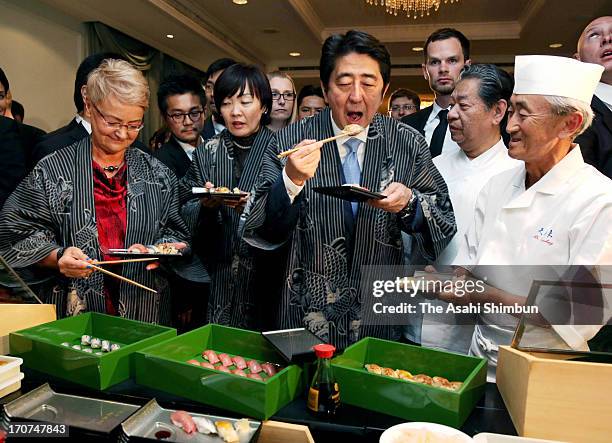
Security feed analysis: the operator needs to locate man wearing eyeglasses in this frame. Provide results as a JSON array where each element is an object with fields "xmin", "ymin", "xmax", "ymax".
[
  {"xmin": 155, "ymin": 74, "xmax": 207, "ymax": 179},
  {"xmin": 388, "ymin": 88, "xmax": 420, "ymax": 120}
]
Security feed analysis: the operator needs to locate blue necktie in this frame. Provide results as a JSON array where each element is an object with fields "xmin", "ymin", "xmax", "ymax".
[{"xmin": 343, "ymin": 137, "xmax": 362, "ymax": 217}]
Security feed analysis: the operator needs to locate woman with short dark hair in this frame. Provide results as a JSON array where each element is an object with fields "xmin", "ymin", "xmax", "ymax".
[{"xmin": 180, "ymin": 63, "xmax": 274, "ymax": 328}]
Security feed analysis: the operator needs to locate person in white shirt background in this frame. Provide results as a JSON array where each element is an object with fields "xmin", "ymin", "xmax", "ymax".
[
  {"xmin": 444, "ymin": 55, "xmax": 612, "ymax": 381},
  {"xmin": 419, "ymin": 64, "xmax": 522, "ymax": 354}
]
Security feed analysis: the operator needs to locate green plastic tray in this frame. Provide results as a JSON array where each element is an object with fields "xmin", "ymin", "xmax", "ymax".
[
  {"xmin": 331, "ymin": 337, "xmax": 487, "ymax": 428},
  {"xmin": 133, "ymin": 324, "xmax": 303, "ymax": 420},
  {"xmin": 9, "ymin": 312, "xmax": 176, "ymax": 390}
]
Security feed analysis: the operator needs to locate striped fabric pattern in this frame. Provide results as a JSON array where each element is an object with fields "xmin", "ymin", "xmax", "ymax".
[
  {"xmin": 243, "ymin": 109, "xmax": 456, "ymax": 348},
  {"xmin": 179, "ymin": 127, "xmax": 274, "ymax": 328},
  {"xmin": 0, "ymin": 137, "xmax": 190, "ymax": 325}
]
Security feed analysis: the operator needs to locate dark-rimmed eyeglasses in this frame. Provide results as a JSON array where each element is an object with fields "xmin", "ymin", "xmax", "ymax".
[
  {"xmin": 391, "ymin": 104, "xmax": 418, "ymax": 112},
  {"xmin": 272, "ymin": 92, "xmax": 296, "ymax": 101},
  {"xmin": 166, "ymin": 109, "xmax": 204, "ymax": 123},
  {"xmin": 92, "ymin": 103, "xmax": 144, "ymax": 132}
]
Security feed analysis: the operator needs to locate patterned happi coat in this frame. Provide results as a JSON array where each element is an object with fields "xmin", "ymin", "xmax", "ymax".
[
  {"xmin": 242, "ymin": 109, "xmax": 456, "ymax": 348},
  {"xmin": 180, "ymin": 128, "xmax": 275, "ymax": 329},
  {"xmin": 0, "ymin": 137, "xmax": 189, "ymax": 324}
]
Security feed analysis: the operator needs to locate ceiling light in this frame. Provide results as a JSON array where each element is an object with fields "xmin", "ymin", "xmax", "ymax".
[
  {"xmin": 166, "ymin": 34, "xmax": 174, "ymax": 39},
  {"xmin": 233, "ymin": 0, "xmax": 248, "ymax": 4},
  {"xmin": 549, "ymin": 43, "xmax": 563, "ymax": 48},
  {"xmin": 412, "ymin": 47, "xmax": 423, "ymax": 51},
  {"xmin": 366, "ymin": 0, "xmax": 460, "ymax": 19},
  {"xmin": 289, "ymin": 52, "xmax": 301, "ymax": 57}
]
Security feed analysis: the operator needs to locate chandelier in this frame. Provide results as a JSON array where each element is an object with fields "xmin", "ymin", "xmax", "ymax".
[{"xmin": 366, "ymin": 0, "xmax": 460, "ymax": 19}]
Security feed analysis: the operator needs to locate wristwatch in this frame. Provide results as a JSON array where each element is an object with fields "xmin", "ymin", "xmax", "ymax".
[{"xmin": 398, "ymin": 192, "xmax": 418, "ymax": 220}]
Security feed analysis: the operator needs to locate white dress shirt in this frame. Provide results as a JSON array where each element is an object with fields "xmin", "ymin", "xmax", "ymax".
[
  {"xmin": 283, "ymin": 113, "xmax": 369, "ymax": 202},
  {"xmin": 594, "ymin": 82, "xmax": 612, "ymax": 111},
  {"xmin": 75, "ymin": 114, "xmax": 92, "ymax": 135},
  {"xmin": 213, "ymin": 119, "xmax": 225, "ymax": 135},
  {"xmin": 175, "ymin": 136, "xmax": 202, "ymax": 161},
  {"xmin": 423, "ymin": 101, "xmax": 460, "ymax": 155}
]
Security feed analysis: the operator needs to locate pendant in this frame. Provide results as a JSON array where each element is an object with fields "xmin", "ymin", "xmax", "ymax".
[{"xmin": 103, "ymin": 165, "xmax": 120, "ymax": 172}]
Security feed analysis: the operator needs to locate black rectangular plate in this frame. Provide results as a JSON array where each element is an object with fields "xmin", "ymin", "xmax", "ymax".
[{"xmin": 312, "ymin": 185, "xmax": 385, "ymax": 202}]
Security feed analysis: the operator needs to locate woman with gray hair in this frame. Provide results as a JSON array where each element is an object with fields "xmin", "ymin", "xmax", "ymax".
[{"xmin": 0, "ymin": 59, "xmax": 189, "ymax": 324}]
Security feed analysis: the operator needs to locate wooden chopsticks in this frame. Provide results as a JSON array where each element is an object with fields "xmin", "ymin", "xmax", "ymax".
[
  {"xmin": 87, "ymin": 263, "xmax": 158, "ymax": 294},
  {"xmin": 277, "ymin": 132, "xmax": 350, "ymax": 159},
  {"xmin": 94, "ymin": 258, "xmax": 158, "ymax": 265}
]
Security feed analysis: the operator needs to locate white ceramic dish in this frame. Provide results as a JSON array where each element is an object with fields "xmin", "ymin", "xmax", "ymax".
[{"xmin": 380, "ymin": 422, "xmax": 473, "ymax": 443}]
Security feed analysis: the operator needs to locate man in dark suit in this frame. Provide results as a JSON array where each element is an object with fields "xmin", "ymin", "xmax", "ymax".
[
  {"xmin": 401, "ymin": 28, "xmax": 471, "ymax": 158},
  {"xmin": 0, "ymin": 116, "xmax": 27, "ymax": 209},
  {"xmin": 202, "ymin": 58, "xmax": 236, "ymax": 140},
  {"xmin": 154, "ymin": 74, "xmax": 206, "ymax": 178},
  {"xmin": 32, "ymin": 52, "xmax": 145, "ymax": 167},
  {"xmin": 575, "ymin": 16, "xmax": 612, "ymax": 179}
]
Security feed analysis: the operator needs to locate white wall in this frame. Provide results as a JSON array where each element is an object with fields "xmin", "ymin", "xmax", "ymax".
[{"xmin": 0, "ymin": 0, "xmax": 85, "ymax": 131}]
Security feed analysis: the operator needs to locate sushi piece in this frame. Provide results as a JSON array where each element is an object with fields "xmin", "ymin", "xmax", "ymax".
[
  {"xmin": 202, "ymin": 350, "xmax": 220, "ymax": 365},
  {"xmin": 72, "ymin": 345, "xmax": 82, "ymax": 351},
  {"xmin": 231, "ymin": 356, "xmax": 247, "ymax": 370},
  {"xmin": 110, "ymin": 343, "xmax": 121, "ymax": 352},
  {"xmin": 61, "ymin": 342, "xmax": 70, "ymax": 347},
  {"xmin": 200, "ymin": 362, "xmax": 215, "ymax": 369},
  {"xmin": 364, "ymin": 363, "xmax": 383, "ymax": 375},
  {"xmin": 216, "ymin": 365, "xmax": 231, "ymax": 373},
  {"xmin": 432, "ymin": 376, "xmax": 451, "ymax": 389},
  {"xmin": 246, "ymin": 359, "xmax": 262, "ymax": 374},
  {"xmin": 449, "ymin": 381, "xmax": 463, "ymax": 391},
  {"xmin": 90, "ymin": 338, "xmax": 102, "ymax": 349},
  {"xmin": 397, "ymin": 369, "xmax": 413, "ymax": 380},
  {"xmin": 187, "ymin": 359, "xmax": 200, "ymax": 366},
  {"xmin": 232, "ymin": 368, "xmax": 247, "ymax": 377},
  {"xmin": 101, "ymin": 340, "xmax": 111, "ymax": 352},
  {"xmin": 218, "ymin": 353, "xmax": 233, "ymax": 367},
  {"xmin": 261, "ymin": 362, "xmax": 278, "ymax": 377},
  {"xmin": 83, "ymin": 348, "xmax": 93, "ymax": 353},
  {"xmin": 170, "ymin": 410, "xmax": 196, "ymax": 434},
  {"xmin": 192, "ymin": 416, "xmax": 216, "ymax": 434},
  {"xmin": 412, "ymin": 374, "xmax": 433, "ymax": 385},
  {"xmin": 81, "ymin": 335, "xmax": 91, "ymax": 346},
  {"xmin": 234, "ymin": 418, "xmax": 250, "ymax": 436},
  {"xmin": 382, "ymin": 367, "xmax": 398, "ymax": 378},
  {"xmin": 247, "ymin": 373, "xmax": 263, "ymax": 381},
  {"xmin": 215, "ymin": 421, "xmax": 239, "ymax": 443}
]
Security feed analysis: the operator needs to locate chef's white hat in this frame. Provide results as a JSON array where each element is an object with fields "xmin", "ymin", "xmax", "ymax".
[{"xmin": 513, "ymin": 55, "xmax": 603, "ymax": 104}]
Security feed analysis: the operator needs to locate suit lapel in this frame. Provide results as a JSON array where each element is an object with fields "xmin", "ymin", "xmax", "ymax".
[{"xmin": 593, "ymin": 95, "xmax": 612, "ymax": 134}]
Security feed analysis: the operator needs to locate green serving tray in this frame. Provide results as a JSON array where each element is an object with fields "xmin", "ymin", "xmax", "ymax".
[
  {"xmin": 9, "ymin": 312, "xmax": 176, "ymax": 390},
  {"xmin": 331, "ymin": 337, "xmax": 487, "ymax": 428},
  {"xmin": 133, "ymin": 324, "xmax": 303, "ymax": 420}
]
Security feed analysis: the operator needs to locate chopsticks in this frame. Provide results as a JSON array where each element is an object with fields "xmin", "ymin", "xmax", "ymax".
[
  {"xmin": 94, "ymin": 258, "xmax": 158, "ymax": 265},
  {"xmin": 87, "ymin": 263, "xmax": 158, "ymax": 294},
  {"xmin": 277, "ymin": 132, "xmax": 351, "ymax": 159}
]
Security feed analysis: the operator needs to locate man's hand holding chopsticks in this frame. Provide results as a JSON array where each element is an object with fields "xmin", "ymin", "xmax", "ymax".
[
  {"xmin": 57, "ymin": 246, "xmax": 94, "ymax": 279},
  {"xmin": 285, "ymin": 139, "xmax": 323, "ymax": 186}
]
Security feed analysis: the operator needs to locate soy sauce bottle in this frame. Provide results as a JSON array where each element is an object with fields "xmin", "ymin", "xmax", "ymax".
[{"xmin": 307, "ymin": 344, "xmax": 340, "ymax": 418}]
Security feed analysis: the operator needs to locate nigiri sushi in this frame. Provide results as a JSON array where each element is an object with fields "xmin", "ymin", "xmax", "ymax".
[
  {"xmin": 231, "ymin": 356, "xmax": 247, "ymax": 369},
  {"xmin": 216, "ymin": 365, "xmax": 231, "ymax": 373},
  {"xmin": 215, "ymin": 420, "xmax": 239, "ymax": 443},
  {"xmin": 364, "ymin": 364, "xmax": 383, "ymax": 375},
  {"xmin": 200, "ymin": 361, "xmax": 215, "ymax": 369},
  {"xmin": 187, "ymin": 359, "xmax": 200, "ymax": 366},
  {"xmin": 232, "ymin": 368, "xmax": 247, "ymax": 377},
  {"xmin": 218, "ymin": 353, "xmax": 233, "ymax": 367},
  {"xmin": 170, "ymin": 410, "xmax": 196, "ymax": 434},
  {"xmin": 234, "ymin": 418, "xmax": 250, "ymax": 436},
  {"xmin": 261, "ymin": 362, "xmax": 278, "ymax": 377},
  {"xmin": 192, "ymin": 416, "xmax": 216, "ymax": 434},
  {"xmin": 81, "ymin": 335, "xmax": 91, "ymax": 346},
  {"xmin": 202, "ymin": 349, "xmax": 220, "ymax": 364},
  {"xmin": 247, "ymin": 359, "xmax": 262, "ymax": 374},
  {"xmin": 247, "ymin": 373, "xmax": 263, "ymax": 381}
]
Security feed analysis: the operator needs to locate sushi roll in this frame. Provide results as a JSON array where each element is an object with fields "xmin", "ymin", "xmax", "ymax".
[
  {"xmin": 215, "ymin": 421, "xmax": 239, "ymax": 443},
  {"xmin": 200, "ymin": 362, "xmax": 215, "ymax": 369},
  {"xmin": 81, "ymin": 335, "xmax": 92, "ymax": 346},
  {"xmin": 90, "ymin": 338, "xmax": 102, "ymax": 349},
  {"xmin": 72, "ymin": 345, "xmax": 82, "ymax": 351},
  {"xmin": 192, "ymin": 416, "xmax": 216, "ymax": 434},
  {"xmin": 110, "ymin": 343, "xmax": 121, "ymax": 352},
  {"xmin": 202, "ymin": 350, "xmax": 220, "ymax": 365},
  {"xmin": 231, "ymin": 356, "xmax": 247, "ymax": 370},
  {"xmin": 364, "ymin": 364, "xmax": 383, "ymax": 375},
  {"xmin": 101, "ymin": 340, "xmax": 111, "ymax": 352},
  {"xmin": 261, "ymin": 363, "xmax": 278, "ymax": 377},
  {"xmin": 61, "ymin": 342, "xmax": 70, "ymax": 347},
  {"xmin": 246, "ymin": 360, "xmax": 262, "ymax": 374},
  {"xmin": 231, "ymin": 368, "xmax": 247, "ymax": 377},
  {"xmin": 247, "ymin": 373, "xmax": 263, "ymax": 381},
  {"xmin": 218, "ymin": 353, "xmax": 233, "ymax": 367}
]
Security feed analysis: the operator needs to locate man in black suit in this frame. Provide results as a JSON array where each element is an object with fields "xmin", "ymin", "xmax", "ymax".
[
  {"xmin": 32, "ymin": 52, "xmax": 150, "ymax": 167},
  {"xmin": 0, "ymin": 116, "xmax": 27, "ymax": 209},
  {"xmin": 202, "ymin": 58, "xmax": 236, "ymax": 140},
  {"xmin": 575, "ymin": 16, "xmax": 612, "ymax": 179},
  {"xmin": 154, "ymin": 74, "xmax": 206, "ymax": 178},
  {"xmin": 401, "ymin": 28, "xmax": 471, "ymax": 158}
]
